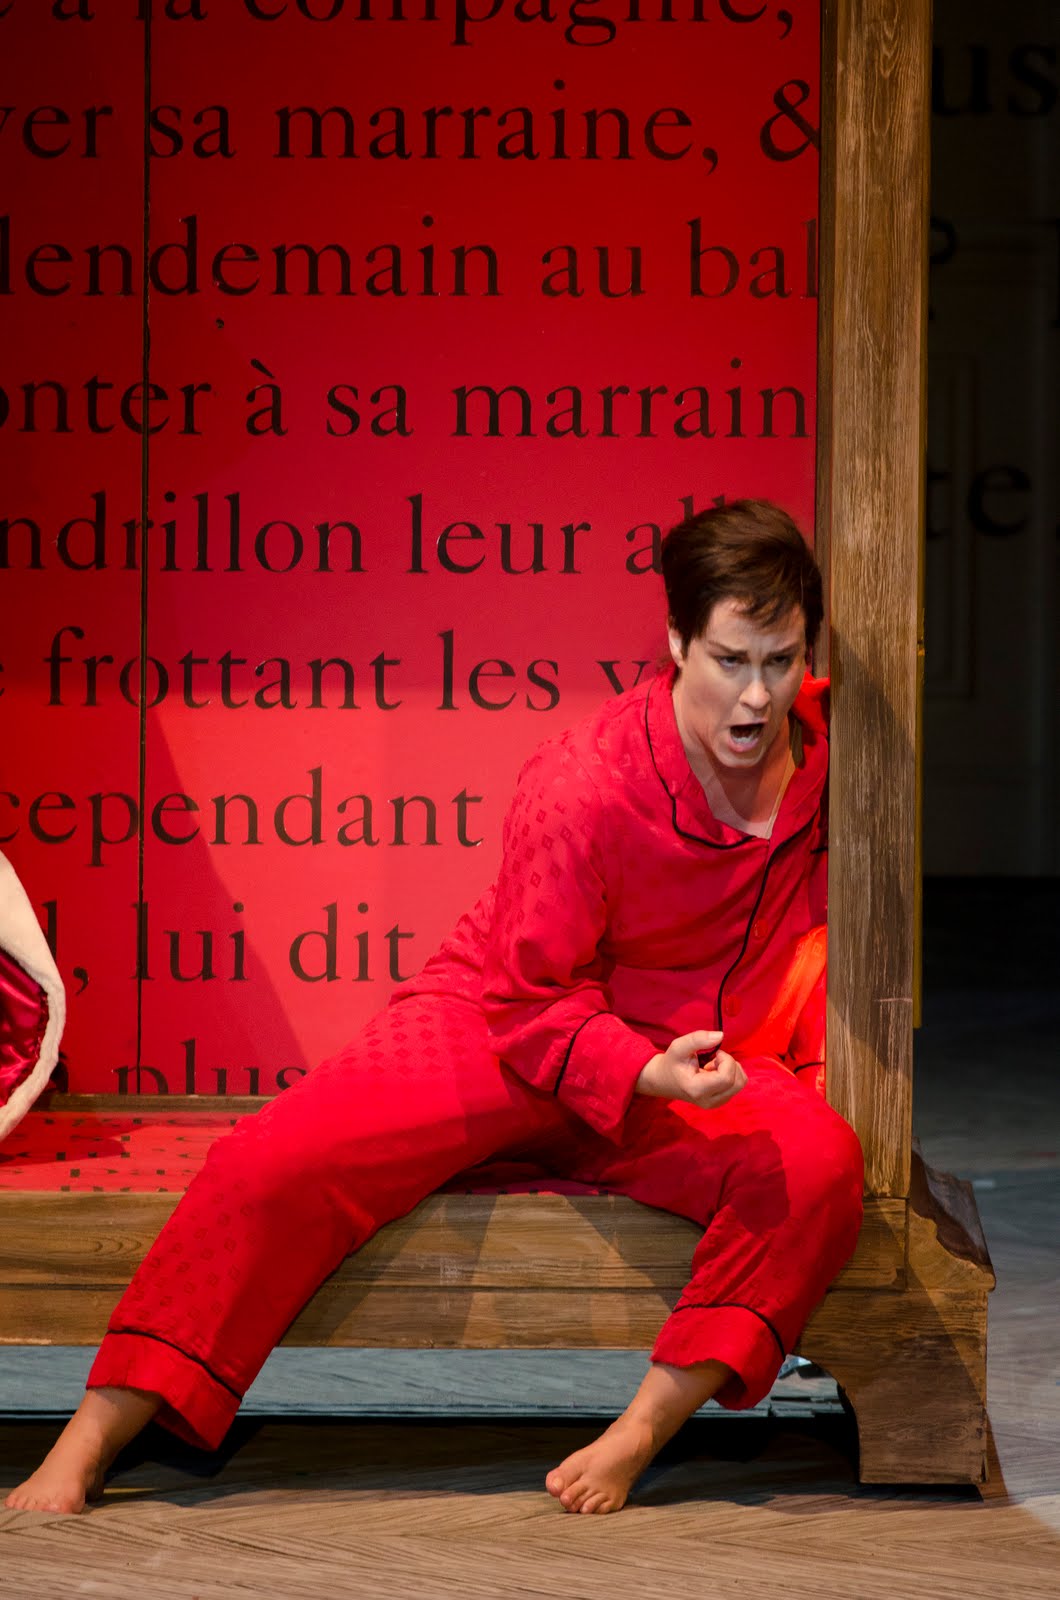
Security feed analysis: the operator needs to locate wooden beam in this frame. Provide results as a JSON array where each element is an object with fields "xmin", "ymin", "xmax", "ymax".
[
  {"xmin": 38, "ymin": 1093, "xmax": 265, "ymax": 1115},
  {"xmin": 0, "ymin": 1192, "xmax": 906, "ymax": 1346},
  {"xmin": 816, "ymin": 0, "xmax": 931, "ymax": 1197}
]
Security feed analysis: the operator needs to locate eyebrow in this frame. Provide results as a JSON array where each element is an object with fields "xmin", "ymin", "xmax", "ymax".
[{"xmin": 705, "ymin": 638, "xmax": 804, "ymax": 657}]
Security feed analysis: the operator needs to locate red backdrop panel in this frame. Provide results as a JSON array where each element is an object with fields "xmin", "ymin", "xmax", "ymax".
[
  {"xmin": 4, "ymin": 4, "xmax": 820, "ymax": 1094},
  {"xmin": 1, "ymin": 7, "xmax": 143, "ymax": 1090}
]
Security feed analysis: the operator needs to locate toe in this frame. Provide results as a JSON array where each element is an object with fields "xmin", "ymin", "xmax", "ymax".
[
  {"xmin": 559, "ymin": 1480, "xmax": 584, "ymax": 1511},
  {"xmin": 579, "ymin": 1492, "xmax": 607, "ymax": 1515}
]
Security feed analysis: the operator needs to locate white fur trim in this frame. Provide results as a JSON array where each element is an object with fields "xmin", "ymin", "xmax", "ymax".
[{"xmin": 0, "ymin": 852, "xmax": 66, "ymax": 1142}]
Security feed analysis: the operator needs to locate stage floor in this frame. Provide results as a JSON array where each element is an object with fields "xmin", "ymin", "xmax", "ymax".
[{"xmin": 2, "ymin": 879, "xmax": 1058, "ymax": 1599}]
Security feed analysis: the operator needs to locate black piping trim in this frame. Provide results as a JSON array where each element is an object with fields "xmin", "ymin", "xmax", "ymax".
[
  {"xmin": 107, "ymin": 1328, "xmax": 243, "ymax": 1402},
  {"xmin": 641, "ymin": 674, "xmax": 818, "ymax": 1028},
  {"xmin": 793, "ymin": 1060, "xmax": 824, "ymax": 1074},
  {"xmin": 552, "ymin": 1011, "xmax": 608, "ymax": 1096},
  {"xmin": 668, "ymin": 1300, "xmax": 786, "ymax": 1362},
  {"xmin": 712, "ymin": 822, "xmax": 817, "ymax": 1029},
  {"xmin": 643, "ymin": 683, "xmax": 750, "ymax": 851}
]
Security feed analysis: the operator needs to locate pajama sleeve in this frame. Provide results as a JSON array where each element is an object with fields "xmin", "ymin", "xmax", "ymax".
[{"xmin": 480, "ymin": 741, "xmax": 656, "ymax": 1138}]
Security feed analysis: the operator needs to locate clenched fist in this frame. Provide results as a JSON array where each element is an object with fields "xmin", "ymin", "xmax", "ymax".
[{"xmin": 634, "ymin": 1031, "xmax": 746, "ymax": 1110}]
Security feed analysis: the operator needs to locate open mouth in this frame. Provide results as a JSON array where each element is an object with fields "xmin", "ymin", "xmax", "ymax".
[{"xmin": 728, "ymin": 722, "xmax": 766, "ymax": 750}]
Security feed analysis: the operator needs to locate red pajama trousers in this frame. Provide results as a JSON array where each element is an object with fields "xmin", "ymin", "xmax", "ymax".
[{"xmin": 88, "ymin": 996, "xmax": 864, "ymax": 1450}]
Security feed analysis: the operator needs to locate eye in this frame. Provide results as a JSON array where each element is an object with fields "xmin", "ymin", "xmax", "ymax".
[
  {"xmin": 716, "ymin": 656, "xmax": 742, "ymax": 669},
  {"xmin": 769, "ymin": 654, "xmax": 795, "ymax": 668}
]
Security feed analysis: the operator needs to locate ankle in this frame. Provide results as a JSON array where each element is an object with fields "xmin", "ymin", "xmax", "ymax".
[
  {"xmin": 617, "ymin": 1401, "xmax": 672, "ymax": 1456},
  {"xmin": 65, "ymin": 1387, "xmax": 160, "ymax": 1469},
  {"xmin": 618, "ymin": 1360, "xmax": 730, "ymax": 1453}
]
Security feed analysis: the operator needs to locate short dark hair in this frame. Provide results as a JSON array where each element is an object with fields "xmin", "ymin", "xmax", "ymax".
[{"xmin": 661, "ymin": 499, "xmax": 823, "ymax": 653}]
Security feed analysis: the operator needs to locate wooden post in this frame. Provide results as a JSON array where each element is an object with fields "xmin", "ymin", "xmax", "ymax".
[
  {"xmin": 809, "ymin": 3, "xmax": 994, "ymax": 1484},
  {"xmin": 816, "ymin": 0, "xmax": 932, "ymax": 1199}
]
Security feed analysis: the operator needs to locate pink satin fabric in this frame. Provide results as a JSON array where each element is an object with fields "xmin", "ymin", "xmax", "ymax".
[{"xmin": 0, "ymin": 946, "xmax": 49, "ymax": 1104}]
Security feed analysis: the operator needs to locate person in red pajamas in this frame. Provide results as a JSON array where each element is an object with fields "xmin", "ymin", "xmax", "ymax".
[{"xmin": 8, "ymin": 499, "xmax": 863, "ymax": 1516}]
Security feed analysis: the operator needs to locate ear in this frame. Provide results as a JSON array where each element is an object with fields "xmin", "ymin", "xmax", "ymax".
[{"xmin": 666, "ymin": 623, "xmax": 685, "ymax": 668}]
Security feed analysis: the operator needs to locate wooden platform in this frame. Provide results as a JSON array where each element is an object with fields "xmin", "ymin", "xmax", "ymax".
[
  {"xmin": 0, "ymin": 1098, "xmax": 993, "ymax": 1487},
  {"xmin": 0, "ymin": 1103, "xmax": 905, "ymax": 1342},
  {"xmin": 0, "ymin": 1176, "xmax": 907, "ymax": 1347}
]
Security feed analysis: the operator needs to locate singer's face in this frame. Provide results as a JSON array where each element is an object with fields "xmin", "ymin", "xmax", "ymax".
[{"xmin": 667, "ymin": 599, "xmax": 808, "ymax": 774}]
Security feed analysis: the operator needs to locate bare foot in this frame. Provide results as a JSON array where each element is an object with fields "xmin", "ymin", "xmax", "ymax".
[
  {"xmin": 544, "ymin": 1359, "xmax": 733, "ymax": 1515},
  {"xmin": 5, "ymin": 1387, "xmax": 159, "ymax": 1515},
  {"xmin": 545, "ymin": 1415, "xmax": 658, "ymax": 1515},
  {"xmin": 5, "ymin": 1440, "xmax": 105, "ymax": 1515}
]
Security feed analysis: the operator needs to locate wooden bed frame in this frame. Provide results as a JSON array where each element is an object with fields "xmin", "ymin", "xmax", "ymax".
[{"xmin": 0, "ymin": 0, "xmax": 995, "ymax": 1485}]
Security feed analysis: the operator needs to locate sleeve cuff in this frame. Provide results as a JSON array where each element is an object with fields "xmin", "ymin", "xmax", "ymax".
[{"xmin": 552, "ymin": 1012, "xmax": 657, "ymax": 1139}]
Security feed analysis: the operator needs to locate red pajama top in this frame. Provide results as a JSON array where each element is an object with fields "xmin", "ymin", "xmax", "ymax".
[{"xmin": 397, "ymin": 669, "xmax": 829, "ymax": 1137}]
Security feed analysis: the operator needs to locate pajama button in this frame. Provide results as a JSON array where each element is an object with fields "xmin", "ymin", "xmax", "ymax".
[
  {"xmin": 751, "ymin": 921, "xmax": 766, "ymax": 941},
  {"xmin": 724, "ymin": 995, "xmax": 741, "ymax": 1017}
]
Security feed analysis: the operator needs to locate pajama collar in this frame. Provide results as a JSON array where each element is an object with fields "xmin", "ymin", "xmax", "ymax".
[{"xmin": 642, "ymin": 669, "xmax": 829, "ymax": 851}]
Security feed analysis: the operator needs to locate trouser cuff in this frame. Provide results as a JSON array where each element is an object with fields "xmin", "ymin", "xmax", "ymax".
[
  {"xmin": 88, "ymin": 1329, "xmax": 241, "ymax": 1452},
  {"xmin": 651, "ymin": 1302, "xmax": 786, "ymax": 1410}
]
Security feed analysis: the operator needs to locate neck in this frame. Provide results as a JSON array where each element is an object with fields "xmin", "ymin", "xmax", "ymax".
[{"xmin": 675, "ymin": 701, "xmax": 793, "ymax": 829}]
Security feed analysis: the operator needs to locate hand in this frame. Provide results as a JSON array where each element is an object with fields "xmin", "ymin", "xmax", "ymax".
[{"xmin": 634, "ymin": 1031, "xmax": 747, "ymax": 1110}]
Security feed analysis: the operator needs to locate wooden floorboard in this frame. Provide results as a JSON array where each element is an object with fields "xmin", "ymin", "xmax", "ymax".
[{"xmin": 1, "ymin": 1415, "xmax": 1057, "ymax": 1600}]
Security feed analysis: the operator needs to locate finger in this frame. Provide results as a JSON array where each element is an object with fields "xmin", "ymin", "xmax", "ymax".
[
  {"xmin": 712, "ymin": 1062, "xmax": 747, "ymax": 1101},
  {"xmin": 688, "ymin": 1061, "xmax": 740, "ymax": 1106},
  {"xmin": 674, "ymin": 1031, "xmax": 725, "ymax": 1070},
  {"xmin": 674, "ymin": 1030, "xmax": 723, "ymax": 1055},
  {"xmin": 710, "ymin": 1052, "xmax": 745, "ymax": 1081},
  {"xmin": 684, "ymin": 1070, "xmax": 724, "ymax": 1106}
]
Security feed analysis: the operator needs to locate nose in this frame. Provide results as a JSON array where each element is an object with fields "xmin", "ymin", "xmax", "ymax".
[{"xmin": 740, "ymin": 671, "xmax": 771, "ymax": 713}]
